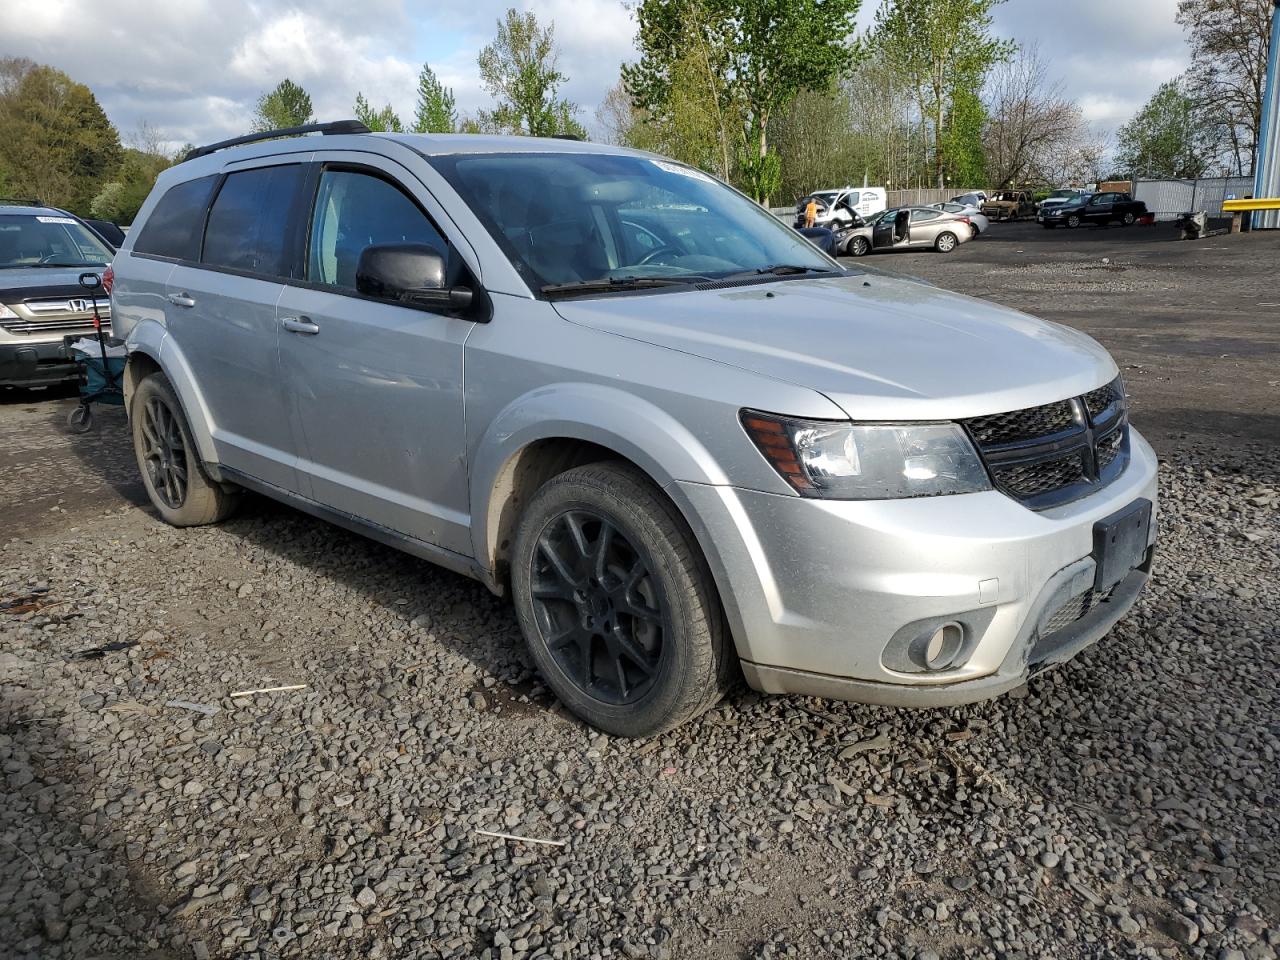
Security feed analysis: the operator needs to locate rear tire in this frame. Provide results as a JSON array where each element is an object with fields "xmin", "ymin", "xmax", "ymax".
[
  {"xmin": 511, "ymin": 462, "xmax": 733, "ymax": 737},
  {"xmin": 130, "ymin": 372, "xmax": 239, "ymax": 527},
  {"xmin": 848, "ymin": 235, "xmax": 870, "ymax": 257},
  {"xmin": 1122, "ymin": 211, "xmax": 1136, "ymax": 226},
  {"xmin": 935, "ymin": 231, "xmax": 959, "ymax": 253}
]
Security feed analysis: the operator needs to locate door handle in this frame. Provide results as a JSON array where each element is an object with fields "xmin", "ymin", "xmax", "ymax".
[
  {"xmin": 167, "ymin": 293, "xmax": 196, "ymax": 308},
  {"xmin": 281, "ymin": 316, "xmax": 320, "ymax": 335}
]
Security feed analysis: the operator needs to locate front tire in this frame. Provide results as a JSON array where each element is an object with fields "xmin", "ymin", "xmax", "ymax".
[
  {"xmin": 1066, "ymin": 214, "xmax": 1082, "ymax": 229},
  {"xmin": 848, "ymin": 235, "xmax": 871, "ymax": 257},
  {"xmin": 130, "ymin": 372, "xmax": 239, "ymax": 526},
  {"xmin": 935, "ymin": 231, "xmax": 959, "ymax": 253},
  {"xmin": 511, "ymin": 462, "xmax": 733, "ymax": 737}
]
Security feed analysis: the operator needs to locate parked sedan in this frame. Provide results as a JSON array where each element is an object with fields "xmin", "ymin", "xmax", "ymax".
[
  {"xmin": 1039, "ymin": 191, "xmax": 1149, "ymax": 228},
  {"xmin": 931, "ymin": 201, "xmax": 989, "ymax": 236},
  {"xmin": 841, "ymin": 206, "xmax": 974, "ymax": 256}
]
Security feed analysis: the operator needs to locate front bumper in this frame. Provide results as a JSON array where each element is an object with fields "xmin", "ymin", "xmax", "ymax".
[
  {"xmin": 0, "ymin": 339, "xmax": 80, "ymax": 387},
  {"xmin": 675, "ymin": 428, "xmax": 1159, "ymax": 707}
]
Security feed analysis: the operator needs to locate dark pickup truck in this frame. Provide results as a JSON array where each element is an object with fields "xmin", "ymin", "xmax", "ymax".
[{"xmin": 1039, "ymin": 191, "xmax": 1149, "ymax": 228}]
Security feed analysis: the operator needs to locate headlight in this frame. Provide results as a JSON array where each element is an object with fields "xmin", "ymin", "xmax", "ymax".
[{"xmin": 742, "ymin": 411, "xmax": 991, "ymax": 499}]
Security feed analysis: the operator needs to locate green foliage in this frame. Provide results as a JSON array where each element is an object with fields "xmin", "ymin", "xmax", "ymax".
[
  {"xmin": 1115, "ymin": 80, "xmax": 1217, "ymax": 178},
  {"xmin": 413, "ymin": 63, "xmax": 457, "ymax": 133},
  {"xmin": 89, "ymin": 147, "xmax": 171, "ymax": 225},
  {"xmin": 0, "ymin": 59, "xmax": 122, "ymax": 215},
  {"xmin": 354, "ymin": 92, "xmax": 403, "ymax": 132},
  {"xmin": 477, "ymin": 9, "xmax": 585, "ymax": 137},
  {"xmin": 872, "ymin": 0, "xmax": 1013, "ymax": 187},
  {"xmin": 941, "ymin": 86, "xmax": 987, "ymax": 186},
  {"xmin": 626, "ymin": 0, "xmax": 864, "ymax": 202},
  {"xmin": 253, "ymin": 78, "xmax": 314, "ymax": 132}
]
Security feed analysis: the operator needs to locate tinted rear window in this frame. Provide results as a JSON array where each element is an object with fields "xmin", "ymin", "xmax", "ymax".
[
  {"xmin": 202, "ymin": 165, "xmax": 304, "ymax": 278},
  {"xmin": 132, "ymin": 175, "xmax": 218, "ymax": 261}
]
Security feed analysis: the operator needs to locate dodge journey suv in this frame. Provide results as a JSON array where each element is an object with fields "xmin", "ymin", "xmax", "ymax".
[{"xmin": 110, "ymin": 121, "xmax": 1158, "ymax": 737}]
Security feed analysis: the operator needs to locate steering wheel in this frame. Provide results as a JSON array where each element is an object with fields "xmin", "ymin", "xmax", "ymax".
[{"xmin": 637, "ymin": 246, "xmax": 680, "ymax": 266}]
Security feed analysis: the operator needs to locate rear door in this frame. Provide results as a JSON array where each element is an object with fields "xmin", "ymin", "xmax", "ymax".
[
  {"xmin": 908, "ymin": 208, "xmax": 941, "ymax": 246},
  {"xmin": 274, "ymin": 155, "xmax": 473, "ymax": 555},
  {"xmin": 163, "ymin": 157, "xmax": 310, "ymax": 492}
]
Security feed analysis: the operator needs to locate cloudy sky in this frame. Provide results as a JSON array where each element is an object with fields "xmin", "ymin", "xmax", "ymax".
[{"xmin": 0, "ymin": 0, "xmax": 1188, "ymax": 152}]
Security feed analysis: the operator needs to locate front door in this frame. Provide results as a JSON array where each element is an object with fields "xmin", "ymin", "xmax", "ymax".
[
  {"xmin": 163, "ymin": 159, "xmax": 309, "ymax": 492},
  {"xmin": 1085, "ymin": 193, "xmax": 1115, "ymax": 222},
  {"xmin": 275, "ymin": 160, "xmax": 473, "ymax": 555}
]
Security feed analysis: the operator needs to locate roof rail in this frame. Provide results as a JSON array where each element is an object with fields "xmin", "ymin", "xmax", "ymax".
[
  {"xmin": 185, "ymin": 120, "xmax": 372, "ymax": 161},
  {"xmin": 0, "ymin": 197, "xmax": 44, "ymax": 206}
]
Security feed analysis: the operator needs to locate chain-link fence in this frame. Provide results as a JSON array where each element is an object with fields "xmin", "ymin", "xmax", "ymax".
[{"xmin": 1132, "ymin": 176, "xmax": 1255, "ymax": 221}]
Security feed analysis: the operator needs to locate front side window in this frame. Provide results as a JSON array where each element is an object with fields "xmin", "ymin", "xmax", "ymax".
[
  {"xmin": 0, "ymin": 214, "xmax": 113, "ymax": 268},
  {"xmin": 133, "ymin": 175, "xmax": 218, "ymax": 261},
  {"xmin": 307, "ymin": 169, "xmax": 448, "ymax": 290},
  {"xmin": 203, "ymin": 165, "xmax": 304, "ymax": 278},
  {"xmin": 430, "ymin": 152, "xmax": 835, "ymax": 292}
]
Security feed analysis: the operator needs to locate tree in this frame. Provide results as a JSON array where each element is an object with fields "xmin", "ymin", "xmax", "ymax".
[
  {"xmin": 1115, "ymin": 80, "xmax": 1220, "ymax": 179},
  {"xmin": 253, "ymin": 78, "xmax": 314, "ymax": 132},
  {"xmin": 626, "ymin": 0, "xmax": 863, "ymax": 202},
  {"xmin": 354, "ymin": 92, "xmax": 403, "ymax": 132},
  {"xmin": 984, "ymin": 43, "xmax": 1092, "ymax": 187},
  {"xmin": 90, "ymin": 147, "xmax": 171, "ymax": 224},
  {"xmin": 413, "ymin": 63, "xmax": 457, "ymax": 133},
  {"xmin": 872, "ymin": 0, "xmax": 1013, "ymax": 187},
  {"xmin": 476, "ymin": 9, "xmax": 586, "ymax": 138},
  {"xmin": 0, "ymin": 59, "xmax": 122, "ymax": 214},
  {"xmin": 1176, "ymin": 0, "xmax": 1274, "ymax": 173}
]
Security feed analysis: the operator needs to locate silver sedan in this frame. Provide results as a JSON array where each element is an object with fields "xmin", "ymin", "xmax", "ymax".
[
  {"xmin": 840, "ymin": 206, "xmax": 975, "ymax": 256},
  {"xmin": 932, "ymin": 201, "xmax": 989, "ymax": 236}
]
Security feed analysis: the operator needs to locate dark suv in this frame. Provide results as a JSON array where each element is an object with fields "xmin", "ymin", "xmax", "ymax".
[
  {"xmin": 0, "ymin": 199, "xmax": 116, "ymax": 387},
  {"xmin": 1040, "ymin": 192, "xmax": 1149, "ymax": 229}
]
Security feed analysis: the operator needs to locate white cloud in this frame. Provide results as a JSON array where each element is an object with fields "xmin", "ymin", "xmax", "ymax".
[{"xmin": 0, "ymin": 0, "xmax": 1191, "ymax": 151}]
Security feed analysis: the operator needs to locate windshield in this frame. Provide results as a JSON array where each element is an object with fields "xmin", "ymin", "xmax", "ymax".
[
  {"xmin": 0, "ymin": 214, "xmax": 113, "ymax": 268},
  {"xmin": 429, "ymin": 152, "xmax": 837, "ymax": 292}
]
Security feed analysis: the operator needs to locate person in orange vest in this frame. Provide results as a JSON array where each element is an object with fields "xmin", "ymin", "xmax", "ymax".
[{"xmin": 803, "ymin": 197, "xmax": 819, "ymax": 229}]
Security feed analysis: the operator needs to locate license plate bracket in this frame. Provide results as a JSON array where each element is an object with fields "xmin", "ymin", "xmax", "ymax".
[{"xmin": 1092, "ymin": 499, "xmax": 1152, "ymax": 593}]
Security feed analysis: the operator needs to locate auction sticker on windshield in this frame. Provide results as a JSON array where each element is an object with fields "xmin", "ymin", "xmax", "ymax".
[
  {"xmin": 35, "ymin": 216, "xmax": 78, "ymax": 225},
  {"xmin": 650, "ymin": 159, "xmax": 715, "ymax": 184}
]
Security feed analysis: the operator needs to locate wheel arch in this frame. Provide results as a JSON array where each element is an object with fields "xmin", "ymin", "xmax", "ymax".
[
  {"xmin": 469, "ymin": 384, "xmax": 731, "ymax": 597},
  {"xmin": 124, "ymin": 321, "xmax": 219, "ymax": 466}
]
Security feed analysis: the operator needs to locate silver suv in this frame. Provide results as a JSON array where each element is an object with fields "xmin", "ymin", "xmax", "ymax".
[{"xmin": 110, "ymin": 122, "xmax": 1158, "ymax": 737}]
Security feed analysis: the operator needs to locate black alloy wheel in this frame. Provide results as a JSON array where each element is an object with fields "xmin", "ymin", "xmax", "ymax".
[
  {"xmin": 529, "ymin": 509, "xmax": 667, "ymax": 705},
  {"xmin": 140, "ymin": 395, "xmax": 189, "ymax": 509}
]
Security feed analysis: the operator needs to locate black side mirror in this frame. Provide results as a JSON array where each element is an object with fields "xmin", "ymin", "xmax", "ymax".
[
  {"xmin": 78, "ymin": 272, "xmax": 102, "ymax": 290},
  {"xmin": 355, "ymin": 243, "xmax": 473, "ymax": 311}
]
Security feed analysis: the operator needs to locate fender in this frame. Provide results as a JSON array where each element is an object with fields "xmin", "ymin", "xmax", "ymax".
[
  {"xmin": 125, "ymin": 319, "xmax": 220, "ymax": 469},
  {"xmin": 469, "ymin": 382, "xmax": 731, "ymax": 574}
]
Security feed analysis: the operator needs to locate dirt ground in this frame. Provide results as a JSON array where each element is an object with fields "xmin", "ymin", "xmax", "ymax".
[{"xmin": 1, "ymin": 224, "xmax": 1278, "ymax": 960}]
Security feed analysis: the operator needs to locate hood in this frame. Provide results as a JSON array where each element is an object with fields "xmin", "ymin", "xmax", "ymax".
[
  {"xmin": 0, "ymin": 266, "xmax": 108, "ymax": 301},
  {"xmin": 552, "ymin": 273, "xmax": 1116, "ymax": 421}
]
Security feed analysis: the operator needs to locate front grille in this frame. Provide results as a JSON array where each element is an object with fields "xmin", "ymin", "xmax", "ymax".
[
  {"xmin": 962, "ymin": 377, "xmax": 1129, "ymax": 509},
  {"xmin": 965, "ymin": 400, "xmax": 1076, "ymax": 446},
  {"xmin": 0, "ymin": 297, "xmax": 110, "ymax": 335},
  {"xmin": 995, "ymin": 451, "xmax": 1089, "ymax": 498}
]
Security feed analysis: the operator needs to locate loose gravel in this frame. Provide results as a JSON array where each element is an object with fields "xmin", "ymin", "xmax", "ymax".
[{"xmin": 2, "ymin": 438, "xmax": 1277, "ymax": 959}]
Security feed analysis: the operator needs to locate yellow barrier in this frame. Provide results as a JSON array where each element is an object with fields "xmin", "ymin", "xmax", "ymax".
[{"xmin": 1222, "ymin": 197, "xmax": 1280, "ymax": 211}]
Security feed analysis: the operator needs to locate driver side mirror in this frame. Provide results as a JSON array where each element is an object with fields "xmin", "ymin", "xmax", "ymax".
[{"xmin": 355, "ymin": 243, "xmax": 474, "ymax": 311}]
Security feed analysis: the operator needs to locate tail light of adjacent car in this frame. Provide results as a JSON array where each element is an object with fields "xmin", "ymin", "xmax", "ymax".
[{"xmin": 101, "ymin": 265, "xmax": 114, "ymax": 296}]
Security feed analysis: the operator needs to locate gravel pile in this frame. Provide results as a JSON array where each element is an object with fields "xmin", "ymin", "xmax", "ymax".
[{"xmin": 2, "ymin": 446, "xmax": 1277, "ymax": 960}]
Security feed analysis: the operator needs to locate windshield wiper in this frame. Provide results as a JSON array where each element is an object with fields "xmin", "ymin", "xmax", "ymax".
[
  {"xmin": 540, "ymin": 276, "xmax": 704, "ymax": 297},
  {"xmin": 721, "ymin": 264, "xmax": 838, "ymax": 281},
  {"xmin": 28, "ymin": 262, "xmax": 105, "ymax": 268}
]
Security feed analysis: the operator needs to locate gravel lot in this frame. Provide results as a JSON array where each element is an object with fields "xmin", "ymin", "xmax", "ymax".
[{"xmin": 2, "ymin": 224, "xmax": 1278, "ymax": 960}]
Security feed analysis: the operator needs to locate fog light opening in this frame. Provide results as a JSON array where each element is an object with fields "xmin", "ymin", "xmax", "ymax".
[{"xmin": 923, "ymin": 622, "xmax": 964, "ymax": 671}]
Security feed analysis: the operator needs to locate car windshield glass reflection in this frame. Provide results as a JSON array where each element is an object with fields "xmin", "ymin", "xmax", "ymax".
[
  {"xmin": 0, "ymin": 215, "xmax": 113, "ymax": 268},
  {"xmin": 430, "ymin": 152, "xmax": 837, "ymax": 293}
]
